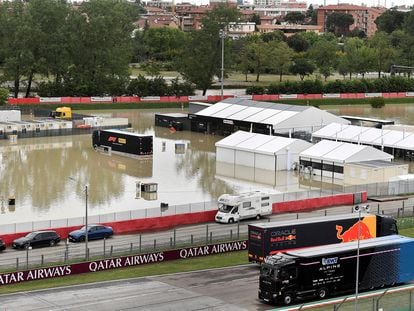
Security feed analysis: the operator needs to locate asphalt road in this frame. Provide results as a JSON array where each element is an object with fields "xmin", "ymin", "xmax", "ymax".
[
  {"xmin": 0, "ymin": 265, "xmax": 267, "ymax": 311},
  {"xmin": 0, "ymin": 198, "xmax": 411, "ymax": 270}
]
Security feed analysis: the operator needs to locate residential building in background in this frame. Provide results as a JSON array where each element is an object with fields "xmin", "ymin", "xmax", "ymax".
[{"xmin": 317, "ymin": 4, "xmax": 386, "ymax": 37}]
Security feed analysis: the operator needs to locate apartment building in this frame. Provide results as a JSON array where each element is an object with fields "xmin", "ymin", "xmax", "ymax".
[{"xmin": 317, "ymin": 4, "xmax": 386, "ymax": 37}]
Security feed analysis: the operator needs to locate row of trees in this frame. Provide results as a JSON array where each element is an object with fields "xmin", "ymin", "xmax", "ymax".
[
  {"xmin": 135, "ymin": 6, "xmax": 414, "ymax": 94},
  {"xmin": 1, "ymin": 0, "xmax": 414, "ymax": 98},
  {"xmin": 246, "ymin": 76, "xmax": 414, "ymax": 95}
]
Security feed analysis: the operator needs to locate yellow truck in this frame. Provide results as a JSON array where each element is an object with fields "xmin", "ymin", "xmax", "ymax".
[{"xmin": 50, "ymin": 107, "xmax": 72, "ymax": 119}]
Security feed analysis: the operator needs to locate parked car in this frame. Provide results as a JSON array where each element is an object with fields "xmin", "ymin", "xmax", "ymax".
[
  {"xmin": 68, "ymin": 224, "xmax": 113, "ymax": 242},
  {"xmin": 0, "ymin": 238, "xmax": 6, "ymax": 251},
  {"xmin": 12, "ymin": 230, "xmax": 60, "ymax": 250}
]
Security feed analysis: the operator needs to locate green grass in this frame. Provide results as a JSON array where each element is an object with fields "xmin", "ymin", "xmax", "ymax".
[{"xmin": 0, "ymin": 251, "xmax": 248, "ymax": 295}]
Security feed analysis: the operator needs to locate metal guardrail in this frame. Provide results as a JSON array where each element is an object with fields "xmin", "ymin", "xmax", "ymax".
[{"xmin": 1, "ymin": 199, "xmax": 414, "ymax": 272}]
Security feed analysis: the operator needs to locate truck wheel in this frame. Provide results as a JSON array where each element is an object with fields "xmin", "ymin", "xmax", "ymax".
[
  {"xmin": 318, "ymin": 288, "xmax": 328, "ymax": 299},
  {"xmin": 256, "ymin": 215, "xmax": 261, "ymax": 220},
  {"xmin": 228, "ymin": 218, "xmax": 234, "ymax": 224},
  {"xmin": 283, "ymin": 293, "xmax": 293, "ymax": 305}
]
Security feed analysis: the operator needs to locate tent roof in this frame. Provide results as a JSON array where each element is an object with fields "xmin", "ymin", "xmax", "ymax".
[
  {"xmin": 300, "ymin": 139, "xmax": 393, "ymax": 163},
  {"xmin": 312, "ymin": 122, "xmax": 414, "ymax": 150},
  {"xmin": 215, "ymin": 131, "xmax": 310, "ymax": 155},
  {"xmin": 195, "ymin": 99, "xmax": 310, "ymax": 126}
]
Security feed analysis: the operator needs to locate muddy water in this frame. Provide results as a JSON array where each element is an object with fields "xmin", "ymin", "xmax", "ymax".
[
  {"xmin": 0, "ymin": 109, "xmax": 267, "ymax": 224},
  {"xmin": 1, "ymin": 104, "xmax": 414, "ymax": 224}
]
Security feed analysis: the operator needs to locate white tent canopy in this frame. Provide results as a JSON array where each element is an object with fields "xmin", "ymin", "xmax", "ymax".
[
  {"xmin": 195, "ymin": 99, "xmax": 349, "ymax": 131},
  {"xmin": 300, "ymin": 140, "xmax": 394, "ymax": 164},
  {"xmin": 312, "ymin": 122, "xmax": 414, "ymax": 151},
  {"xmin": 216, "ymin": 131, "xmax": 312, "ymax": 170}
]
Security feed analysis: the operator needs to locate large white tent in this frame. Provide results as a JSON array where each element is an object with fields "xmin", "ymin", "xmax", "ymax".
[
  {"xmin": 216, "ymin": 130, "xmax": 312, "ymax": 171},
  {"xmin": 190, "ymin": 98, "xmax": 349, "ymax": 137},
  {"xmin": 299, "ymin": 140, "xmax": 394, "ymax": 178},
  {"xmin": 312, "ymin": 122, "xmax": 414, "ymax": 151}
]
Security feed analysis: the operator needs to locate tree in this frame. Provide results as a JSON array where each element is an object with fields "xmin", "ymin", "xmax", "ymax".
[
  {"xmin": 24, "ymin": 0, "xmax": 71, "ymax": 97},
  {"xmin": 306, "ymin": 4, "xmax": 317, "ymax": 25},
  {"xmin": 64, "ymin": 0, "xmax": 141, "ymax": 95},
  {"xmin": 308, "ymin": 39, "xmax": 338, "ymax": 80},
  {"xmin": 403, "ymin": 10, "xmax": 414, "ymax": 36},
  {"xmin": 0, "ymin": 88, "xmax": 8, "ymax": 105},
  {"xmin": 267, "ymin": 41, "xmax": 293, "ymax": 81},
  {"xmin": 177, "ymin": 5, "xmax": 241, "ymax": 95},
  {"xmin": 140, "ymin": 28, "xmax": 188, "ymax": 62},
  {"xmin": 0, "ymin": 1, "xmax": 33, "ymax": 98},
  {"xmin": 261, "ymin": 30, "xmax": 286, "ymax": 43},
  {"xmin": 284, "ymin": 12, "xmax": 305, "ymax": 24},
  {"xmin": 289, "ymin": 57, "xmax": 315, "ymax": 80},
  {"xmin": 287, "ymin": 33, "xmax": 310, "ymax": 52},
  {"xmin": 238, "ymin": 36, "xmax": 269, "ymax": 82},
  {"xmin": 326, "ymin": 12, "xmax": 354, "ymax": 36},
  {"xmin": 342, "ymin": 37, "xmax": 375, "ymax": 79},
  {"xmin": 375, "ymin": 9, "xmax": 406, "ymax": 33},
  {"xmin": 369, "ymin": 31, "xmax": 397, "ymax": 78}
]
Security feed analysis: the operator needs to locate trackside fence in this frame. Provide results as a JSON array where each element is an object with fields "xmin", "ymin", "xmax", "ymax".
[
  {"xmin": 2, "ymin": 177, "xmax": 414, "ymax": 236},
  {"xmin": 0, "ymin": 199, "xmax": 414, "ymax": 272}
]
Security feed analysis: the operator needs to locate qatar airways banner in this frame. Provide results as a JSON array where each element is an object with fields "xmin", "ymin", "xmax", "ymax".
[{"xmin": 0, "ymin": 240, "xmax": 247, "ymax": 286}]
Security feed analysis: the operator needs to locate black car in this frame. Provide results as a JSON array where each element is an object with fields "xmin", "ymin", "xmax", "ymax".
[
  {"xmin": 12, "ymin": 230, "xmax": 61, "ymax": 250},
  {"xmin": 0, "ymin": 238, "xmax": 5, "ymax": 251}
]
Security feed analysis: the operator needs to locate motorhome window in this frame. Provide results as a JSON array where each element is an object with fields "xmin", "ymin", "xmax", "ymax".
[
  {"xmin": 243, "ymin": 202, "xmax": 251, "ymax": 208},
  {"xmin": 261, "ymin": 196, "xmax": 269, "ymax": 201},
  {"xmin": 232, "ymin": 206, "xmax": 239, "ymax": 214},
  {"xmin": 218, "ymin": 204, "xmax": 233, "ymax": 213},
  {"xmin": 261, "ymin": 202, "xmax": 269, "ymax": 207}
]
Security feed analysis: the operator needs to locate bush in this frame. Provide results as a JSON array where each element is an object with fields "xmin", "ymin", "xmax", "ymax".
[
  {"xmin": 369, "ymin": 97, "xmax": 385, "ymax": 108},
  {"xmin": 0, "ymin": 88, "xmax": 9, "ymax": 105},
  {"xmin": 246, "ymin": 85, "xmax": 265, "ymax": 95}
]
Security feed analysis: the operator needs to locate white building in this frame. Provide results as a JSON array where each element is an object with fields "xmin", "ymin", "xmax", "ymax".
[
  {"xmin": 190, "ymin": 98, "xmax": 350, "ymax": 139},
  {"xmin": 216, "ymin": 130, "xmax": 312, "ymax": 171},
  {"xmin": 299, "ymin": 140, "xmax": 394, "ymax": 179}
]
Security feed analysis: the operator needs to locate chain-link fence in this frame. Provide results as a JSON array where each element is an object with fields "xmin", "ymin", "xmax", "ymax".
[{"xmin": 2, "ymin": 198, "xmax": 414, "ymax": 273}]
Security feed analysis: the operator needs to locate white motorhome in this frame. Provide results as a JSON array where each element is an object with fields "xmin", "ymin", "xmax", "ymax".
[{"xmin": 215, "ymin": 191, "xmax": 273, "ymax": 223}]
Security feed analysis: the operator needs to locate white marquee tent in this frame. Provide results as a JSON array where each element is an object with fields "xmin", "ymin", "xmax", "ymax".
[{"xmin": 216, "ymin": 130, "xmax": 312, "ymax": 171}]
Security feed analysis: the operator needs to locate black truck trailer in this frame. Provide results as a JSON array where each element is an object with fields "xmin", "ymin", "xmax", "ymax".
[
  {"xmin": 92, "ymin": 129, "xmax": 153, "ymax": 157},
  {"xmin": 259, "ymin": 235, "xmax": 414, "ymax": 305},
  {"xmin": 248, "ymin": 213, "xmax": 397, "ymax": 263}
]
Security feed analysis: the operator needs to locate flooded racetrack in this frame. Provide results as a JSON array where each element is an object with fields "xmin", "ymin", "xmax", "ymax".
[{"xmin": 1, "ymin": 104, "xmax": 414, "ymax": 225}]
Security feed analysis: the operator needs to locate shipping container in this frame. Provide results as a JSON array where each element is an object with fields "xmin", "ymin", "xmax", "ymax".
[{"xmin": 92, "ymin": 129, "xmax": 153, "ymax": 157}]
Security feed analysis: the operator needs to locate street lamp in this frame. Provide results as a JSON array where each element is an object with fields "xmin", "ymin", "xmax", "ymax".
[
  {"xmin": 354, "ymin": 204, "xmax": 370, "ymax": 311},
  {"xmin": 69, "ymin": 177, "xmax": 89, "ymax": 260},
  {"xmin": 219, "ymin": 29, "xmax": 227, "ymax": 101}
]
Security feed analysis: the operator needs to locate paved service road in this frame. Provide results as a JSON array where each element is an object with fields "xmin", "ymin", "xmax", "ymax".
[
  {"xmin": 0, "ymin": 265, "xmax": 271, "ymax": 311},
  {"xmin": 0, "ymin": 198, "xmax": 410, "ymax": 270}
]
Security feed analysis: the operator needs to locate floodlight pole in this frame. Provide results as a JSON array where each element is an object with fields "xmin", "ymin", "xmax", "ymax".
[
  {"xmin": 354, "ymin": 204, "xmax": 369, "ymax": 311},
  {"xmin": 85, "ymin": 185, "xmax": 88, "ymax": 260},
  {"xmin": 219, "ymin": 29, "xmax": 226, "ymax": 101}
]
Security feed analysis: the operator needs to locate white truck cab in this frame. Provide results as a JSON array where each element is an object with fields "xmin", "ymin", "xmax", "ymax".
[{"xmin": 215, "ymin": 191, "xmax": 273, "ymax": 223}]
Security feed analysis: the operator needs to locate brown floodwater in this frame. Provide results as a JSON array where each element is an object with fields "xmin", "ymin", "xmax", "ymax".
[{"xmin": 1, "ymin": 104, "xmax": 413, "ymax": 224}]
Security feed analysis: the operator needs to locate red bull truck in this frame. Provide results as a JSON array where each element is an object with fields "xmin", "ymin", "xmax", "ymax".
[
  {"xmin": 258, "ymin": 235, "xmax": 414, "ymax": 305},
  {"xmin": 248, "ymin": 213, "xmax": 397, "ymax": 263}
]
